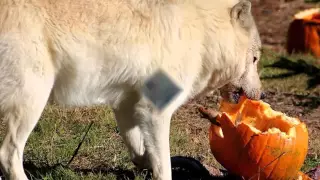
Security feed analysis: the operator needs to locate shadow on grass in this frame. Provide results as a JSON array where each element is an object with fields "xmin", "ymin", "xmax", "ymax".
[
  {"xmin": 170, "ymin": 156, "xmax": 241, "ymax": 180},
  {"xmin": 262, "ymin": 57, "xmax": 320, "ymax": 89},
  {"xmin": 23, "ymin": 161, "xmax": 136, "ymax": 180},
  {"xmin": 0, "ymin": 156, "xmax": 242, "ymax": 180},
  {"xmin": 262, "ymin": 57, "xmax": 320, "ymax": 110}
]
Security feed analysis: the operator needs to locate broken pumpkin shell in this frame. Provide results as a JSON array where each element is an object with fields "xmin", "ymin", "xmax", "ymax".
[{"xmin": 209, "ymin": 96, "xmax": 309, "ymax": 180}]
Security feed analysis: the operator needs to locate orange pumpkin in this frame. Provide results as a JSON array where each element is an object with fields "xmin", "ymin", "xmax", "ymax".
[
  {"xmin": 287, "ymin": 8, "xmax": 320, "ymax": 58},
  {"xmin": 208, "ymin": 96, "xmax": 309, "ymax": 180}
]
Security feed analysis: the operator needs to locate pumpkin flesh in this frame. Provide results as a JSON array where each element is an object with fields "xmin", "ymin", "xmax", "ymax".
[{"xmin": 209, "ymin": 96, "xmax": 309, "ymax": 180}]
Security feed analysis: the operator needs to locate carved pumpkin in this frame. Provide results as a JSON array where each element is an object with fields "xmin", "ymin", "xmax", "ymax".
[
  {"xmin": 287, "ymin": 8, "xmax": 320, "ymax": 58},
  {"xmin": 208, "ymin": 96, "xmax": 309, "ymax": 180}
]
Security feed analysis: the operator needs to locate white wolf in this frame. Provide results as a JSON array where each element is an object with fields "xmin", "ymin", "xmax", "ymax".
[{"xmin": 0, "ymin": 0, "xmax": 263, "ymax": 179}]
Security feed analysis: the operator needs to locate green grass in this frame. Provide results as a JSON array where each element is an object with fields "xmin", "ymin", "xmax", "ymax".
[
  {"xmin": 301, "ymin": 156, "xmax": 320, "ymax": 172},
  {"xmin": 22, "ymin": 106, "xmax": 135, "ymax": 180},
  {"xmin": 0, "ymin": 48, "xmax": 320, "ymax": 179},
  {"xmin": 259, "ymin": 49, "xmax": 320, "ymax": 94}
]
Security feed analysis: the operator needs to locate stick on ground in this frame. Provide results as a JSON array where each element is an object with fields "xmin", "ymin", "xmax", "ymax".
[
  {"xmin": 198, "ymin": 106, "xmax": 221, "ymax": 126},
  {"xmin": 67, "ymin": 121, "xmax": 94, "ymax": 167}
]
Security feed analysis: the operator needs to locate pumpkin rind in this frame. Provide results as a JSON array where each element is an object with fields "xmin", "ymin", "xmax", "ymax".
[{"xmin": 209, "ymin": 96, "xmax": 309, "ymax": 180}]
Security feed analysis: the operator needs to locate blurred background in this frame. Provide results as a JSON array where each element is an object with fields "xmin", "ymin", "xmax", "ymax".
[{"xmin": 252, "ymin": 0, "xmax": 317, "ymax": 53}]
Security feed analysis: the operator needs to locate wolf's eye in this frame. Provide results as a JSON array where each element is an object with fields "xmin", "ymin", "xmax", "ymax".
[{"xmin": 253, "ymin": 56, "xmax": 258, "ymax": 63}]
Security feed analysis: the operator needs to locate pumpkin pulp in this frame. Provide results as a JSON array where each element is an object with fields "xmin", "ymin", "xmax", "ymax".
[{"xmin": 218, "ymin": 96, "xmax": 304, "ymax": 138}]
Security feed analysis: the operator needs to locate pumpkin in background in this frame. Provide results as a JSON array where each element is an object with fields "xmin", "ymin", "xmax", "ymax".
[
  {"xmin": 206, "ymin": 96, "xmax": 309, "ymax": 180},
  {"xmin": 287, "ymin": 8, "xmax": 320, "ymax": 58}
]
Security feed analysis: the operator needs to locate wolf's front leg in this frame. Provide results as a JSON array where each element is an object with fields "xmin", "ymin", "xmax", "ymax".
[
  {"xmin": 114, "ymin": 96, "xmax": 173, "ymax": 180},
  {"xmin": 138, "ymin": 106, "xmax": 173, "ymax": 180},
  {"xmin": 113, "ymin": 95, "xmax": 150, "ymax": 170}
]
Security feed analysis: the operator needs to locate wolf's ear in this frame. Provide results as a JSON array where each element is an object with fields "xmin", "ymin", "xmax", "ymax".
[{"xmin": 231, "ymin": 0, "xmax": 253, "ymax": 29}]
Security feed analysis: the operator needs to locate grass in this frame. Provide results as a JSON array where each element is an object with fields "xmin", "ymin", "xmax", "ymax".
[
  {"xmin": 22, "ymin": 106, "xmax": 136, "ymax": 180},
  {"xmin": 0, "ymin": 48, "xmax": 320, "ymax": 179},
  {"xmin": 259, "ymin": 49, "xmax": 320, "ymax": 94}
]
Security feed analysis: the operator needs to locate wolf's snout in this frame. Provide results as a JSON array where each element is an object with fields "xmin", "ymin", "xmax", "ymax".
[
  {"xmin": 240, "ymin": 88, "xmax": 265, "ymax": 101},
  {"xmin": 242, "ymin": 88, "xmax": 265, "ymax": 101}
]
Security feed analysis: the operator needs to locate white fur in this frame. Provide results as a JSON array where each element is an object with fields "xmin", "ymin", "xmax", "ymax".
[{"xmin": 0, "ymin": 0, "xmax": 261, "ymax": 179}]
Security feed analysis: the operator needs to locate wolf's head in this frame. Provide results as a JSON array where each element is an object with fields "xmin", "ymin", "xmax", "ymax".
[{"xmin": 218, "ymin": 0, "xmax": 264, "ymax": 103}]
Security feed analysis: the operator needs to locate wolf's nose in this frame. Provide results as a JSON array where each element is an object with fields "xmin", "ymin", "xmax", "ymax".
[{"xmin": 260, "ymin": 92, "xmax": 266, "ymax": 99}]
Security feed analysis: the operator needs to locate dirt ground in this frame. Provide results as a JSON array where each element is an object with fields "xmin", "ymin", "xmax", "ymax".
[{"xmin": 251, "ymin": 0, "xmax": 315, "ymax": 53}]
